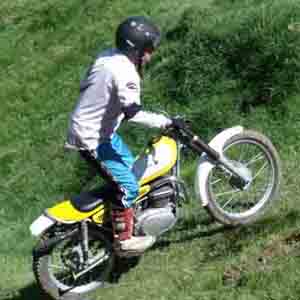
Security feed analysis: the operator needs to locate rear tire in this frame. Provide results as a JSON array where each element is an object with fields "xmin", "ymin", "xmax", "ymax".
[
  {"xmin": 204, "ymin": 130, "xmax": 281, "ymax": 226},
  {"xmin": 33, "ymin": 225, "xmax": 114, "ymax": 300}
]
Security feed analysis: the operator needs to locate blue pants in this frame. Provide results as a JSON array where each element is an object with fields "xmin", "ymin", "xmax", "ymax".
[{"xmin": 96, "ymin": 134, "xmax": 139, "ymax": 208}]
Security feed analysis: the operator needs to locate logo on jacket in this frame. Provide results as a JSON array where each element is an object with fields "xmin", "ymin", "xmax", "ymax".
[{"xmin": 126, "ymin": 82, "xmax": 138, "ymax": 91}]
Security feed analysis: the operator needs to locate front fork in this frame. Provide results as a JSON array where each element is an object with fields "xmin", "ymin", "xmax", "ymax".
[
  {"xmin": 172, "ymin": 141, "xmax": 189, "ymax": 204},
  {"xmin": 188, "ymin": 135, "xmax": 252, "ymax": 189}
]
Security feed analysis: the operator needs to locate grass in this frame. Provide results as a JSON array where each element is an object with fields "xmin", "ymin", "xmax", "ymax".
[
  {"xmin": 1, "ymin": 0, "xmax": 300, "ymax": 299},
  {"xmin": 2, "ymin": 152, "xmax": 300, "ymax": 300}
]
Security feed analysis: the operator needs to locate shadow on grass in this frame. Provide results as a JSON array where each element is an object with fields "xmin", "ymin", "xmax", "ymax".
[
  {"xmin": 110, "ymin": 256, "xmax": 141, "ymax": 284},
  {"xmin": 1, "ymin": 282, "xmax": 91, "ymax": 300},
  {"xmin": 150, "ymin": 212, "xmax": 229, "ymax": 251},
  {"xmin": 152, "ymin": 224, "xmax": 229, "ymax": 251},
  {"xmin": 1, "ymin": 283, "xmax": 49, "ymax": 300},
  {"xmin": 151, "ymin": 207, "xmax": 300, "ymax": 252}
]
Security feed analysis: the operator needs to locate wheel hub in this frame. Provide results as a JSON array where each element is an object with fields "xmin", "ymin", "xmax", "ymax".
[
  {"xmin": 229, "ymin": 161, "xmax": 252, "ymax": 190},
  {"xmin": 61, "ymin": 244, "xmax": 84, "ymax": 272}
]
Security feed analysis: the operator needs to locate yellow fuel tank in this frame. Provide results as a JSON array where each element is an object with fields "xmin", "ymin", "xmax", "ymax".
[{"xmin": 134, "ymin": 136, "xmax": 177, "ymax": 185}]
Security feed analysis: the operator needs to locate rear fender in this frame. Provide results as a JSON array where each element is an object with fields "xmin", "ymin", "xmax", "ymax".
[
  {"xmin": 47, "ymin": 200, "xmax": 106, "ymax": 224},
  {"xmin": 30, "ymin": 214, "xmax": 56, "ymax": 237},
  {"xmin": 194, "ymin": 126, "xmax": 244, "ymax": 207}
]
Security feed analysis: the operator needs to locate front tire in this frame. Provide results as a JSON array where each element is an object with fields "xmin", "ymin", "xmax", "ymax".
[
  {"xmin": 33, "ymin": 225, "xmax": 114, "ymax": 300},
  {"xmin": 204, "ymin": 130, "xmax": 281, "ymax": 226}
]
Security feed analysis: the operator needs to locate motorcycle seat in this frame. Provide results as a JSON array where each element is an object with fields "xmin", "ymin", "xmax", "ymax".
[{"xmin": 70, "ymin": 188, "xmax": 109, "ymax": 212}]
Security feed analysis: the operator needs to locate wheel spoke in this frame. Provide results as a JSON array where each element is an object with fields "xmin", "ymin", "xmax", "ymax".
[
  {"xmin": 246, "ymin": 153, "xmax": 265, "ymax": 166},
  {"xmin": 59, "ymin": 273, "xmax": 74, "ymax": 282},
  {"xmin": 238, "ymin": 143, "xmax": 249, "ymax": 162},
  {"xmin": 221, "ymin": 195, "xmax": 236, "ymax": 209},
  {"xmin": 215, "ymin": 189, "xmax": 241, "ymax": 197},
  {"xmin": 211, "ymin": 178, "xmax": 222, "ymax": 185},
  {"xmin": 50, "ymin": 264, "xmax": 67, "ymax": 270},
  {"xmin": 253, "ymin": 162, "xmax": 268, "ymax": 180}
]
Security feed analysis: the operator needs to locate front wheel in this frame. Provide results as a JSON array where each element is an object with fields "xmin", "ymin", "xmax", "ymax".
[{"xmin": 204, "ymin": 130, "xmax": 281, "ymax": 226}]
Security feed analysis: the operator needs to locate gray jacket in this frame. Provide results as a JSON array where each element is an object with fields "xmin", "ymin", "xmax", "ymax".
[{"xmin": 67, "ymin": 48, "xmax": 171, "ymax": 151}]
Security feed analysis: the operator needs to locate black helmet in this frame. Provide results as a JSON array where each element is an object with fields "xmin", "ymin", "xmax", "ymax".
[{"xmin": 116, "ymin": 16, "xmax": 161, "ymax": 57}]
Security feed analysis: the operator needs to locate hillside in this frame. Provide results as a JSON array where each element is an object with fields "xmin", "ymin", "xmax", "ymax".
[{"xmin": 1, "ymin": 0, "xmax": 300, "ymax": 299}]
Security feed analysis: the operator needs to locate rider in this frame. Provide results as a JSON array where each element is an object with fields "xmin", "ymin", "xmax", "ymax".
[{"xmin": 66, "ymin": 16, "xmax": 175, "ymax": 253}]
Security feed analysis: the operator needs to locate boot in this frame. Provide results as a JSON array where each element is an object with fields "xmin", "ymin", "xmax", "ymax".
[{"xmin": 112, "ymin": 208, "xmax": 155, "ymax": 254}]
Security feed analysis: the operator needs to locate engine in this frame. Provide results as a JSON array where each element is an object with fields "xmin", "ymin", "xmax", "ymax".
[{"xmin": 135, "ymin": 179, "xmax": 178, "ymax": 237}]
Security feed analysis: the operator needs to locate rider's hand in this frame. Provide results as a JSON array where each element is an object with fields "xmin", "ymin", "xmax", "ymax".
[{"xmin": 169, "ymin": 117, "xmax": 187, "ymax": 130}]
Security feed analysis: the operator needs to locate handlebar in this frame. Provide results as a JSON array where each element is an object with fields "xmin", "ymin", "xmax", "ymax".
[{"xmin": 164, "ymin": 119, "xmax": 220, "ymax": 161}]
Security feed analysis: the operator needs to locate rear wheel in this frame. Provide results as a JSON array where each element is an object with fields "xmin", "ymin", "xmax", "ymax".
[
  {"xmin": 205, "ymin": 130, "xmax": 281, "ymax": 226},
  {"xmin": 33, "ymin": 225, "xmax": 114, "ymax": 300}
]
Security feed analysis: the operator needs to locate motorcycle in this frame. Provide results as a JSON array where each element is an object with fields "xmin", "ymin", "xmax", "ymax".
[{"xmin": 30, "ymin": 121, "xmax": 281, "ymax": 299}]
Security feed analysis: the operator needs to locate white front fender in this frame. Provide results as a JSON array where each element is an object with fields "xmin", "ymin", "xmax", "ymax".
[{"xmin": 194, "ymin": 126, "xmax": 244, "ymax": 207}]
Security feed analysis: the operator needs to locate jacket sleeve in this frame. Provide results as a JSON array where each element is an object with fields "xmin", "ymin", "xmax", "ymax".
[{"xmin": 128, "ymin": 110, "xmax": 172, "ymax": 129}]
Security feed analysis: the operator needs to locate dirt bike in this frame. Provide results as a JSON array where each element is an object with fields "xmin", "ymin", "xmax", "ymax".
[{"xmin": 30, "ymin": 121, "xmax": 281, "ymax": 299}]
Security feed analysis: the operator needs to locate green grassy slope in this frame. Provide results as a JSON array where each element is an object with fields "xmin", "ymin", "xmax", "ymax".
[{"xmin": 1, "ymin": 0, "xmax": 300, "ymax": 299}]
